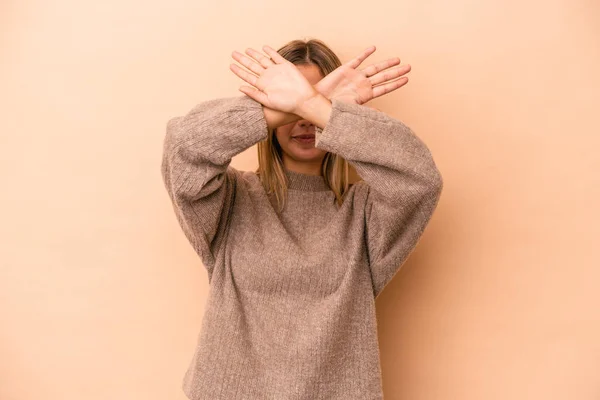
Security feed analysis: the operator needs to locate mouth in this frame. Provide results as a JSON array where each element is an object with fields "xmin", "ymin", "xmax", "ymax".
[{"xmin": 292, "ymin": 134, "xmax": 315, "ymax": 144}]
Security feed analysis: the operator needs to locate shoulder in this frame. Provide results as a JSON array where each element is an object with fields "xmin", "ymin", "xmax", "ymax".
[
  {"xmin": 349, "ymin": 179, "xmax": 369, "ymax": 197},
  {"xmin": 341, "ymin": 180, "xmax": 370, "ymax": 211},
  {"xmin": 238, "ymin": 169, "xmax": 264, "ymax": 191}
]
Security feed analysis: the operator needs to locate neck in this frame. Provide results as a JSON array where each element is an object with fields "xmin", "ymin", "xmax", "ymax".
[
  {"xmin": 282, "ymin": 167, "xmax": 329, "ymax": 192},
  {"xmin": 283, "ymin": 158, "xmax": 323, "ymax": 176}
]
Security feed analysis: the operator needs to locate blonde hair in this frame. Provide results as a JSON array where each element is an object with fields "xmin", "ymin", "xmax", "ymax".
[{"xmin": 255, "ymin": 39, "xmax": 352, "ymax": 213}]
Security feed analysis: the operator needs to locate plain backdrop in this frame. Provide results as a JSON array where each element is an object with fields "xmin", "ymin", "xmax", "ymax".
[{"xmin": 1, "ymin": 0, "xmax": 599, "ymax": 399}]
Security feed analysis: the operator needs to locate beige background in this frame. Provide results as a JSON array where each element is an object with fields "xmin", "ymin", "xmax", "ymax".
[{"xmin": 1, "ymin": 0, "xmax": 599, "ymax": 399}]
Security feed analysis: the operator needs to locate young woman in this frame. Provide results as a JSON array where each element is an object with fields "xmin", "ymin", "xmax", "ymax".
[{"xmin": 161, "ymin": 39, "xmax": 443, "ymax": 400}]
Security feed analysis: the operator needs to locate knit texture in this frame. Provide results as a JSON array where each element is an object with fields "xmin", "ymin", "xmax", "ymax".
[{"xmin": 161, "ymin": 95, "xmax": 443, "ymax": 399}]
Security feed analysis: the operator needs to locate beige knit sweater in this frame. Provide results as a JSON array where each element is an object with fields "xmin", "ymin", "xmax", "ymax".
[{"xmin": 161, "ymin": 95, "xmax": 443, "ymax": 399}]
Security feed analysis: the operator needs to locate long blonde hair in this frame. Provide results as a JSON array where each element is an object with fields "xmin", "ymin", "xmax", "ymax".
[{"xmin": 255, "ymin": 39, "xmax": 352, "ymax": 213}]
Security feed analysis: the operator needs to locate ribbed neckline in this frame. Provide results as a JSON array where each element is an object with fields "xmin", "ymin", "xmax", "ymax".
[{"xmin": 284, "ymin": 168, "xmax": 330, "ymax": 192}]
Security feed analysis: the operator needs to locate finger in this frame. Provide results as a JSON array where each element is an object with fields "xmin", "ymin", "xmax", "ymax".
[
  {"xmin": 345, "ymin": 45, "xmax": 376, "ymax": 69},
  {"xmin": 372, "ymin": 77, "xmax": 408, "ymax": 98},
  {"xmin": 262, "ymin": 45, "xmax": 288, "ymax": 64},
  {"xmin": 229, "ymin": 63, "xmax": 263, "ymax": 90},
  {"xmin": 238, "ymin": 85, "xmax": 269, "ymax": 105},
  {"xmin": 369, "ymin": 64, "xmax": 411, "ymax": 86},
  {"xmin": 231, "ymin": 50, "xmax": 265, "ymax": 76},
  {"xmin": 359, "ymin": 57, "xmax": 401, "ymax": 79},
  {"xmin": 245, "ymin": 48, "xmax": 275, "ymax": 69}
]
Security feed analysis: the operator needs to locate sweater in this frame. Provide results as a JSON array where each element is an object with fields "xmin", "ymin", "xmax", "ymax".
[{"xmin": 160, "ymin": 95, "xmax": 443, "ymax": 400}]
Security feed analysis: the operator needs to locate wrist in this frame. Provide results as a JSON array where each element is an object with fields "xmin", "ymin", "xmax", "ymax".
[
  {"xmin": 296, "ymin": 93, "xmax": 332, "ymax": 129},
  {"xmin": 263, "ymin": 106, "xmax": 301, "ymax": 131}
]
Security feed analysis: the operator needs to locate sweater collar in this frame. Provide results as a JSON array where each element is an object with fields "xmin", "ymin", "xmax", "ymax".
[{"xmin": 284, "ymin": 168, "xmax": 330, "ymax": 192}]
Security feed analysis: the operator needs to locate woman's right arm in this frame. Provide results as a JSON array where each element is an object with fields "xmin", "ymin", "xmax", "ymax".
[{"xmin": 160, "ymin": 95, "xmax": 269, "ymax": 272}]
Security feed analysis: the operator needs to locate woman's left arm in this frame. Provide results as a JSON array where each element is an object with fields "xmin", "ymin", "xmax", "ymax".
[{"xmin": 310, "ymin": 98, "xmax": 444, "ymax": 298}]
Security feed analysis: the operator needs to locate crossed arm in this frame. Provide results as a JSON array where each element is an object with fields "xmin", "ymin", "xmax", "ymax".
[
  {"xmin": 261, "ymin": 93, "xmax": 332, "ymax": 130},
  {"xmin": 230, "ymin": 45, "xmax": 407, "ymax": 131}
]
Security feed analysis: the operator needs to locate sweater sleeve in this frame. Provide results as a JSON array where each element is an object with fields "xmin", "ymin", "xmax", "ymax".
[
  {"xmin": 160, "ymin": 95, "xmax": 269, "ymax": 273},
  {"xmin": 314, "ymin": 99, "xmax": 443, "ymax": 298}
]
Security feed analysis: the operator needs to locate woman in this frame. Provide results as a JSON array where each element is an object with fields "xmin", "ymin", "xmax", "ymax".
[{"xmin": 161, "ymin": 39, "xmax": 443, "ymax": 400}]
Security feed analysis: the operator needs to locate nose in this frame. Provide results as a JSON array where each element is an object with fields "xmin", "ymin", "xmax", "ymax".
[{"xmin": 298, "ymin": 120, "xmax": 314, "ymax": 129}]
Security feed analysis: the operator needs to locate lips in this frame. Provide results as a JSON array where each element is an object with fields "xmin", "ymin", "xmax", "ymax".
[{"xmin": 292, "ymin": 135, "xmax": 315, "ymax": 139}]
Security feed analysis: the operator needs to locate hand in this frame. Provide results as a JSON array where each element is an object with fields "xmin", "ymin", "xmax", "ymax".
[
  {"xmin": 314, "ymin": 46, "xmax": 411, "ymax": 105},
  {"xmin": 229, "ymin": 45, "xmax": 319, "ymax": 114},
  {"xmin": 230, "ymin": 45, "xmax": 409, "ymax": 129}
]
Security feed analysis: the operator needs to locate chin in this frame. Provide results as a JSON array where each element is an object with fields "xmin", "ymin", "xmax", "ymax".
[{"xmin": 290, "ymin": 150, "xmax": 326, "ymax": 162}]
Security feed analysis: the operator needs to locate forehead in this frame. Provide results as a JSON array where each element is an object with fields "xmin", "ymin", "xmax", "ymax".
[{"xmin": 296, "ymin": 64, "xmax": 324, "ymax": 85}]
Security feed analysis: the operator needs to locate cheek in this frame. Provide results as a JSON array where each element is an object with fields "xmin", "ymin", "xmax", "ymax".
[{"xmin": 275, "ymin": 125, "xmax": 294, "ymax": 143}]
